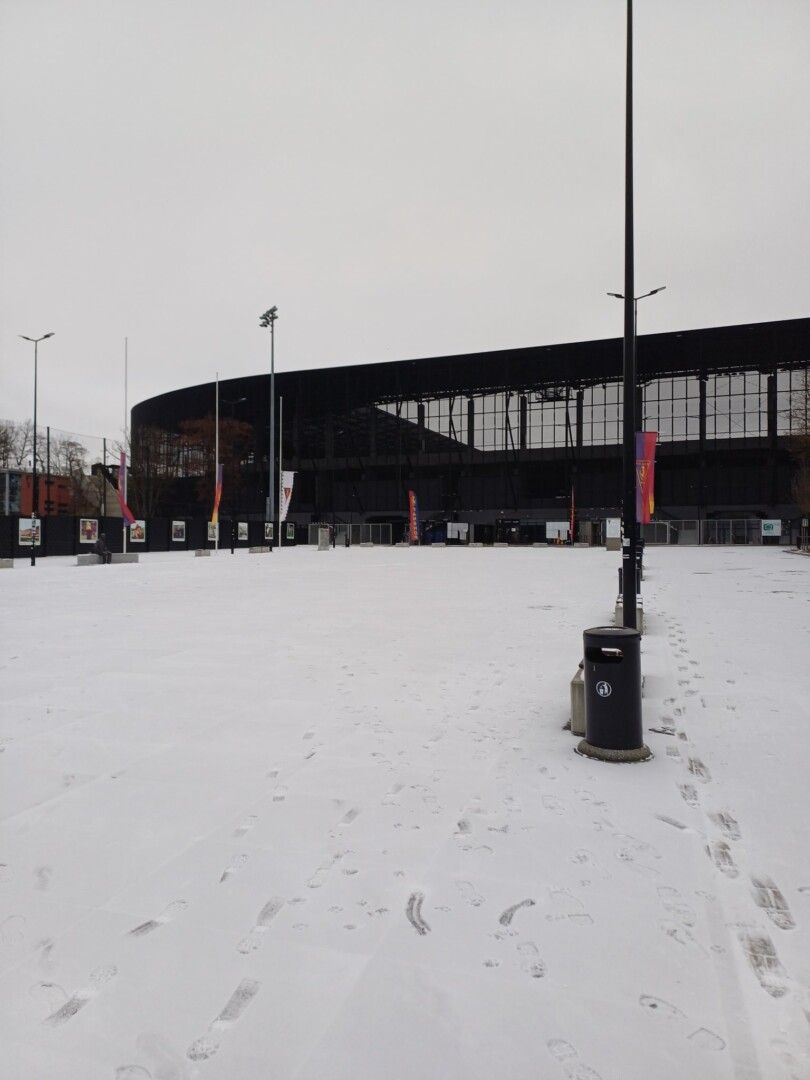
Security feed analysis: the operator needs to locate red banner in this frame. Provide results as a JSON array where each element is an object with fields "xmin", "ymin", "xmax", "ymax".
[
  {"xmin": 117, "ymin": 453, "xmax": 136, "ymax": 527},
  {"xmin": 212, "ymin": 463, "xmax": 223, "ymax": 525},
  {"xmin": 408, "ymin": 490, "xmax": 420, "ymax": 544},
  {"xmin": 635, "ymin": 432, "xmax": 657, "ymax": 524}
]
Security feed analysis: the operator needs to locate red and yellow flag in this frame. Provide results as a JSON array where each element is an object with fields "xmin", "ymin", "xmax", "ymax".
[{"xmin": 635, "ymin": 432, "xmax": 657, "ymax": 524}]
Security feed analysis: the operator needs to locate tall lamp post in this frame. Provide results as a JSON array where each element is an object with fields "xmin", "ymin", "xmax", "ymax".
[
  {"xmin": 259, "ymin": 307, "xmax": 278, "ymax": 551},
  {"xmin": 19, "ymin": 332, "xmax": 54, "ymax": 566}
]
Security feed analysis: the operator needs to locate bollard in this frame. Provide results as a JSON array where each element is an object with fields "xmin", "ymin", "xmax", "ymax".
[{"xmin": 577, "ymin": 626, "xmax": 651, "ymax": 762}]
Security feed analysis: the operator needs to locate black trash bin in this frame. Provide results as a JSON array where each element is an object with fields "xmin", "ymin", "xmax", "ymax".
[{"xmin": 578, "ymin": 626, "xmax": 650, "ymax": 762}]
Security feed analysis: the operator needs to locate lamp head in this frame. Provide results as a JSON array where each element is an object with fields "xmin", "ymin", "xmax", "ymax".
[{"xmin": 259, "ymin": 306, "xmax": 278, "ymax": 328}]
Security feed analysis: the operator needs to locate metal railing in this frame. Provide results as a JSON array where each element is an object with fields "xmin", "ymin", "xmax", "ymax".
[
  {"xmin": 307, "ymin": 523, "xmax": 392, "ymax": 546},
  {"xmin": 640, "ymin": 519, "xmax": 778, "ymax": 545}
]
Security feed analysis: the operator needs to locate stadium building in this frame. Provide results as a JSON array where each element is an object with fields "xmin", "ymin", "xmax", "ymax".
[{"xmin": 129, "ymin": 316, "xmax": 808, "ymax": 547}]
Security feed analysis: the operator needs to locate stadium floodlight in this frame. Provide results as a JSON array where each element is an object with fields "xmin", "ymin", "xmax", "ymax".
[{"xmin": 19, "ymin": 333, "xmax": 55, "ymax": 566}]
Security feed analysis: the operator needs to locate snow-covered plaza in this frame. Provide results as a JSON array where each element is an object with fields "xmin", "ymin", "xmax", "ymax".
[{"xmin": 0, "ymin": 544, "xmax": 808, "ymax": 1080}]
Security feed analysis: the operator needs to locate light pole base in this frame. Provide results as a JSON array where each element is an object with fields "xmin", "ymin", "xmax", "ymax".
[{"xmin": 576, "ymin": 739, "xmax": 652, "ymax": 764}]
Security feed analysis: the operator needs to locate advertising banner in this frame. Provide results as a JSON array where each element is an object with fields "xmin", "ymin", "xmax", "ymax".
[
  {"xmin": 117, "ymin": 453, "xmax": 136, "ymax": 528},
  {"xmin": 280, "ymin": 471, "xmax": 295, "ymax": 522},
  {"xmin": 408, "ymin": 490, "xmax": 420, "ymax": 544},
  {"xmin": 635, "ymin": 431, "xmax": 658, "ymax": 524},
  {"xmin": 211, "ymin": 463, "xmax": 223, "ymax": 525}
]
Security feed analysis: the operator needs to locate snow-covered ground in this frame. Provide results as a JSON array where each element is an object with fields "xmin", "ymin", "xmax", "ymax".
[{"xmin": 0, "ymin": 544, "xmax": 808, "ymax": 1080}]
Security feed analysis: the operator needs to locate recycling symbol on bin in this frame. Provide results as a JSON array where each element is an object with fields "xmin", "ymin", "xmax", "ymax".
[{"xmin": 596, "ymin": 680, "xmax": 612, "ymax": 698}]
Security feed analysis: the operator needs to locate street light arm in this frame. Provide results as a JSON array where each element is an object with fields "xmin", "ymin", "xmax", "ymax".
[{"xmin": 608, "ymin": 289, "xmax": 665, "ymax": 302}]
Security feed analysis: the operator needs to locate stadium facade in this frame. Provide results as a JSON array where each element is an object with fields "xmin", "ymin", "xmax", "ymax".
[{"xmin": 131, "ymin": 317, "xmax": 808, "ymax": 544}]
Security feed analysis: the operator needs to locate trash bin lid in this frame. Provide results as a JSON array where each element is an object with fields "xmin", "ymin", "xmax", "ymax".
[{"xmin": 584, "ymin": 625, "xmax": 641, "ymax": 640}]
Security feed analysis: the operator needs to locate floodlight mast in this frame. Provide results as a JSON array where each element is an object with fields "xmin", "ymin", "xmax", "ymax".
[
  {"xmin": 259, "ymin": 307, "xmax": 278, "ymax": 551},
  {"xmin": 19, "ymin": 332, "xmax": 55, "ymax": 566}
]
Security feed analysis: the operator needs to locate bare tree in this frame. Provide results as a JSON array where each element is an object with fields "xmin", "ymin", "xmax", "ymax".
[
  {"xmin": 0, "ymin": 419, "xmax": 34, "ymax": 468},
  {"xmin": 0, "ymin": 421, "xmax": 14, "ymax": 468},
  {"xmin": 178, "ymin": 417, "xmax": 254, "ymax": 512},
  {"xmin": 121, "ymin": 426, "xmax": 177, "ymax": 519}
]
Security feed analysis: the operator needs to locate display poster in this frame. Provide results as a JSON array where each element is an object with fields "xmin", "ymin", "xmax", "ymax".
[
  {"xmin": 286, "ymin": 523, "xmax": 295, "ymax": 540},
  {"xmin": 79, "ymin": 518, "xmax": 98, "ymax": 544},
  {"xmin": 172, "ymin": 520, "xmax": 186, "ymax": 542},
  {"xmin": 238, "ymin": 522, "xmax": 248, "ymax": 541},
  {"xmin": 605, "ymin": 518, "xmax": 621, "ymax": 539},
  {"xmin": 761, "ymin": 520, "xmax": 781, "ymax": 536},
  {"xmin": 130, "ymin": 520, "xmax": 146, "ymax": 542},
  {"xmin": 18, "ymin": 518, "xmax": 41, "ymax": 547},
  {"xmin": 264, "ymin": 523, "xmax": 274, "ymax": 541},
  {"xmin": 208, "ymin": 522, "xmax": 218, "ymax": 541}
]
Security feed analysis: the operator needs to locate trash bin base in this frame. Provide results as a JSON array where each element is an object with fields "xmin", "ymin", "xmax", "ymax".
[{"xmin": 576, "ymin": 739, "xmax": 652, "ymax": 763}]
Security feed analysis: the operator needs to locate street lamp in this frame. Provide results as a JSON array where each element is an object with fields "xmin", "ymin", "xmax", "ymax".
[
  {"xmin": 259, "ymin": 306, "xmax": 278, "ymax": 551},
  {"xmin": 19, "ymin": 332, "xmax": 54, "ymax": 566},
  {"xmin": 222, "ymin": 396, "xmax": 246, "ymax": 419}
]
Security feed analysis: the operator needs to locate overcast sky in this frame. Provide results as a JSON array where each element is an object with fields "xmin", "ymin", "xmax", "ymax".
[{"xmin": 1, "ymin": 0, "xmax": 808, "ymax": 443}]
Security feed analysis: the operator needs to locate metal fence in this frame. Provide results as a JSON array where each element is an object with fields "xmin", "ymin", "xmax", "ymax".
[
  {"xmin": 307, "ymin": 523, "xmax": 393, "ymax": 546},
  {"xmin": 640, "ymin": 519, "xmax": 779, "ymax": 545}
]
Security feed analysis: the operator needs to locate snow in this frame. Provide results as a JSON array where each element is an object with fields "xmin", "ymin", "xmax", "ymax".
[{"xmin": 0, "ymin": 544, "xmax": 808, "ymax": 1080}]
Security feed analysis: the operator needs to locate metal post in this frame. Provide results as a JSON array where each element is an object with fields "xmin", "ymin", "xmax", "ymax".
[
  {"xmin": 621, "ymin": 0, "xmax": 637, "ymax": 629},
  {"xmin": 270, "ymin": 320, "xmax": 275, "ymax": 549},
  {"xmin": 215, "ymin": 371, "xmax": 219, "ymax": 553},
  {"xmin": 19, "ymin": 333, "xmax": 53, "ymax": 565},
  {"xmin": 123, "ymin": 338, "xmax": 128, "ymax": 555},
  {"xmin": 259, "ymin": 307, "xmax": 278, "ymax": 551},
  {"xmin": 32, "ymin": 341, "xmax": 38, "ymax": 565},
  {"xmin": 278, "ymin": 396, "xmax": 283, "ymax": 548}
]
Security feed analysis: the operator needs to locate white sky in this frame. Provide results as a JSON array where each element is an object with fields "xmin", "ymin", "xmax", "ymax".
[{"xmin": 1, "ymin": 0, "xmax": 809, "ymax": 442}]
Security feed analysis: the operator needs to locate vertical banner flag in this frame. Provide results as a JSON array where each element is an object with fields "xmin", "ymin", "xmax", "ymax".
[
  {"xmin": 279, "ymin": 471, "xmax": 295, "ymax": 522},
  {"xmin": 635, "ymin": 432, "xmax": 658, "ymax": 524},
  {"xmin": 408, "ymin": 490, "xmax": 420, "ymax": 544},
  {"xmin": 211, "ymin": 463, "xmax": 223, "ymax": 525},
  {"xmin": 117, "ymin": 453, "xmax": 136, "ymax": 527}
]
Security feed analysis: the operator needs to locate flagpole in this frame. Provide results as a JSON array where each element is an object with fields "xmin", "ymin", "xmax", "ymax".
[
  {"xmin": 123, "ymin": 337, "xmax": 128, "ymax": 555},
  {"xmin": 215, "ymin": 371, "xmax": 219, "ymax": 553},
  {"xmin": 278, "ymin": 396, "xmax": 283, "ymax": 549}
]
